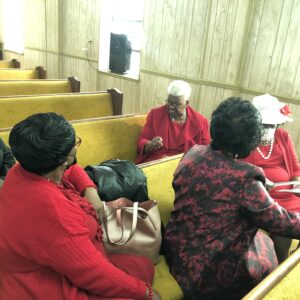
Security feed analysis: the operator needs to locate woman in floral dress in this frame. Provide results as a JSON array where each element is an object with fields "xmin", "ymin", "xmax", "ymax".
[{"xmin": 165, "ymin": 97, "xmax": 300, "ymax": 299}]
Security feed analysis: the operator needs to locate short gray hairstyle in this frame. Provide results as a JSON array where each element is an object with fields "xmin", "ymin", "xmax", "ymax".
[{"xmin": 167, "ymin": 80, "xmax": 191, "ymax": 101}]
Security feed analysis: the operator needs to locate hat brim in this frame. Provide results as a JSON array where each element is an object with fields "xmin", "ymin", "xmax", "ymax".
[{"xmin": 261, "ymin": 114, "xmax": 293, "ymax": 124}]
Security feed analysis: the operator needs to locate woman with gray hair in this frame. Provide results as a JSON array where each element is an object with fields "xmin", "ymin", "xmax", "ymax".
[{"xmin": 136, "ymin": 80, "xmax": 210, "ymax": 163}]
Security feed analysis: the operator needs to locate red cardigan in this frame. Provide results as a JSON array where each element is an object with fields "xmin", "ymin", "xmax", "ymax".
[
  {"xmin": 244, "ymin": 128, "xmax": 300, "ymax": 179},
  {"xmin": 136, "ymin": 105, "xmax": 211, "ymax": 163},
  {"xmin": 0, "ymin": 164, "xmax": 147, "ymax": 299}
]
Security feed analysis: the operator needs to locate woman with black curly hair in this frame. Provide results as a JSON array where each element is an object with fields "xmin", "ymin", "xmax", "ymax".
[{"xmin": 165, "ymin": 97, "xmax": 300, "ymax": 300}]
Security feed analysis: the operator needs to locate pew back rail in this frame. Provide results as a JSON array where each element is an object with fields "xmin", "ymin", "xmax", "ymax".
[
  {"xmin": 0, "ymin": 66, "xmax": 46, "ymax": 79},
  {"xmin": 0, "ymin": 89, "xmax": 123, "ymax": 128},
  {"xmin": 0, "ymin": 77, "xmax": 80, "ymax": 96},
  {"xmin": 0, "ymin": 59, "xmax": 20, "ymax": 68}
]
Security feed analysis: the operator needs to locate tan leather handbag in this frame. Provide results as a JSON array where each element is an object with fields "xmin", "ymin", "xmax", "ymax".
[{"xmin": 102, "ymin": 198, "xmax": 161, "ymax": 264}]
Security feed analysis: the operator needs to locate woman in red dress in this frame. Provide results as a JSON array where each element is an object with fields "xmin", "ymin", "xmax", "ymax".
[
  {"xmin": 243, "ymin": 94, "xmax": 300, "ymax": 263},
  {"xmin": 136, "ymin": 80, "xmax": 210, "ymax": 164},
  {"xmin": 0, "ymin": 112, "xmax": 160, "ymax": 300}
]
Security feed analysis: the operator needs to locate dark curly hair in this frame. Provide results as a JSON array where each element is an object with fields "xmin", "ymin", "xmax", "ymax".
[
  {"xmin": 9, "ymin": 112, "xmax": 76, "ymax": 174},
  {"xmin": 210, "ymin": 97, "xmax": 263, "ymax": 159}
]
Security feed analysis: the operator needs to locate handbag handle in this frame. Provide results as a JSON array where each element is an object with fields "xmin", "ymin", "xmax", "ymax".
[
  {"xmin": 102, "ymin": 202, "xmax": 157, "ymax": 246},
  {"xmin": 103, "ymin": 201, "xmax": 138, "ymax": 245}
]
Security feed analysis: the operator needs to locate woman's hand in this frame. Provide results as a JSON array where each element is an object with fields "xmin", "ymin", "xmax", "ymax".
[
  {"xmin": 0, "ymin": 179, "xmax": 4, "ymax": 190},
  {"xmin": 144, "ymin": 137, "xmax": 163, "ymax": 154},
  {"xmin": 293, "ymin": 182, "xmax": 300, "ymax": 196},
  {"xmin": 265, "ymin": 178, "xmax": 274, "ymax": 191},
  {"xmin": 152, "ymin": 290, "xmax": 162, "ymax": 300},
  {"xmin": 145, "ymin": 285, "xmax": 161, "ymax": 300},
  {"xmin": 292, "ymin": 177, "xmax": 300, "ymax": 196}
]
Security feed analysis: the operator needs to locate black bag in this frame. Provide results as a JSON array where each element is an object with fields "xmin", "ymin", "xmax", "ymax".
[{"xmin": 84, "ymin": 159, "xmax": 148, "ymax": 202}]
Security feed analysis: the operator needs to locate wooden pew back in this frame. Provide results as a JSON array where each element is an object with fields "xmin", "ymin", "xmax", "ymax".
[
  {"xmin": 0, "ymin": 77, "xmax": 80, "ymax": 96},
  {"xmin": 0, "ymin": 66, "xmax": 46, "ymax": 79},
  {"xmin": 75, "ymin": 114, "xmax": 146, "ymax": 166},
  {"xmin": 139, "ymin": 155, "xmax": 182, "ymax": 226},
  {"xmin": 0, "ymin": 89, "xmax": 123, "ymax": 128},
  {"xmin": 0, "ymin": 59, "xmax": 20, "ymax": 68},
  {"xmin": 139, "ymin": 156, "xmax": 184, "ymax": 300},
  {"xmin": 0, "ymin": 114, "xmax": 146, "ymax": 166}
]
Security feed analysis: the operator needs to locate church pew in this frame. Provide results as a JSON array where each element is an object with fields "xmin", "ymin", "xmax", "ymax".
[
  {"xmin": 0, "ymin": 66, "xmax": 46, "ymax": 79},
  {"xmin": 73, "ymin": 114, "xmax": 146, "ymax": 165},
  {"xmin": 0, "ymin": 59, "xmax": 20, "ymax": 68},
  {"xmin": 242, "ymin": 248, "xmax": 300, "ymax": 300},
  {"xmin": 0, "ymin": 89, "xmax": 123, "ymax": 128},
  {"xmin": 139, "ymin": 155, "xmax": 184, "ymax": 300},
  {"xmin": 0, "ymin": 77, "xmax": 80, "ymax": 96},
  {"xmin": 139, "ymin": 154, "xmax": 183, "ymax": 226},
  {"xmin": 0, "ymin": 113, "xmax": 145, "ymax": 164}
]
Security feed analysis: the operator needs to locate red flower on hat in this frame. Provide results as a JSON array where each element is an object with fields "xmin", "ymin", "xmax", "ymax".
[{"xmin": 280, "ymin": 105, "xmax": 292, "ymax": 116}]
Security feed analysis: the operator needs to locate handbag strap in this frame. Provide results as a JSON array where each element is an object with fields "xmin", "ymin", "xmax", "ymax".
[
  {"xmin": 103, "ymin": 201, "xmax": 138, "ymax": 245},
  {"xmin": 103, "ymin": 202, "xmax": 157, "ymax": 245}
]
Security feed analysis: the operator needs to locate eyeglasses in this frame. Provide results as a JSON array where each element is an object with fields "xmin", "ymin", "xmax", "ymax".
[
  {"xmin": 165, "ymin": 99, "xmax": 185, "ymax": 108},
  {"xmin": 262, "ymin": 124, "xmax": 276, "ymax": 129},
  {"xmin": 75, "ymin": 136, "xmax": 82, "ymax": 147}
]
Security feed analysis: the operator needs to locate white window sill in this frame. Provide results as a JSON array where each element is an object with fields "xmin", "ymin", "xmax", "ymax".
[{"xmin": 98, "ymin": 69, "xmax": 140, "ymax": 82}]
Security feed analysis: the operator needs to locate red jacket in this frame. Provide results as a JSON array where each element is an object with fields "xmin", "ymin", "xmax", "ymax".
[{"xmin": 136, "ymin": 105, "xmax": 210, "ymax": 163}]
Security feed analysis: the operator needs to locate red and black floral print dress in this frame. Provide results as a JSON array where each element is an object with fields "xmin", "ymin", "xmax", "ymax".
[{"xmin": 165, "ymin": 145, "xmax": 300, "ymax": 300}]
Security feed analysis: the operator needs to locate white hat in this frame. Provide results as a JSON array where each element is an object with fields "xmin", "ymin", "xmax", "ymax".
[
  {"xmin": 167, "ymin": 80, "xmax": 191, "ymax": 101},
  {"xmin": 252, "ymin": 94, "xmax": 293, "ymax": 124}
]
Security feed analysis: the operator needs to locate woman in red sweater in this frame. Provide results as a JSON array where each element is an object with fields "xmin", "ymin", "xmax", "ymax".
[
  {"xmin": 0, "ymin": 112, "xmax": 160, "ymax": 300},
  {"xmin": 243, "ymin": 94, "xmax": 300, "ymax": 263}
]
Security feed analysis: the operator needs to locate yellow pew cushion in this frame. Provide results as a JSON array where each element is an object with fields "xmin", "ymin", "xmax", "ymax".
[
  {"xmin": 0, "ymin": 61, "xmax": 13, "ymax": 68},
  {"xmin": 0, "ymin": 69, "xmax": 39, "ymax": 79},
  {"xmin": 75, "ymin": 115, "xmax": 146, "ymax": 166},
  {"xmin": 139, "ymin": 155, "xmax": 182, "ymax": 226},
  {"xmin": 0, "ymin": 93, "xmax": 116, "ymax": 128},
  {"xmin": 0, "ymin": 80, "xmax": 71, "ymax": 96},
  {"xmin": 153, "ymin": 256, "xmax": 183, "ymax": 300}
]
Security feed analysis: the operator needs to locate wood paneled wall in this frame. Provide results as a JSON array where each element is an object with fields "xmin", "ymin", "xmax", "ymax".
[{"xmin": 1, "ymin": 0, "xmax": 300, "ymax": 154}]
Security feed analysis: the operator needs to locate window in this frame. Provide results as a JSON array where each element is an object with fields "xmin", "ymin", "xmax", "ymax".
[
  {"xmin": 2, "ymin": 0, "xmax": 24, "ymax": 53},
  {"xmin": 99, "ymin": 0, "xmax": 144, "ymax": 79}
]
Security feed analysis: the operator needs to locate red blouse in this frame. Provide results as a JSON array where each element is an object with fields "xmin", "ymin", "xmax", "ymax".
[
  {"xmin": 0, "ymin": 164, "xmax": 151, "ymax": 299},
  {"xmin": 243, "ymin": 128, "xmax": 300, "ymax": 211},
  {"xmin": 136, "ymin": 105, "xmax": 211, "ymax": 163}
]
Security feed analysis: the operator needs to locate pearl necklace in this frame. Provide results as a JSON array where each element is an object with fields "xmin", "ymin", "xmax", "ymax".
[{"xmin": 256, "ymin": 139, "xmax": 274, "ymax": 160}]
